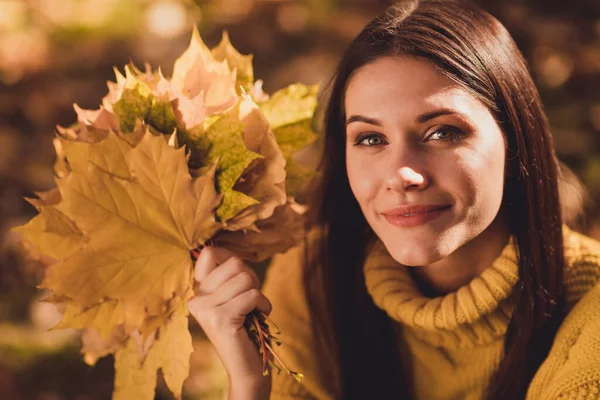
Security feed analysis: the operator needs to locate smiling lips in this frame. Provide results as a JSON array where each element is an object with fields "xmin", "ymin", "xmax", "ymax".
[{"xmin": 382, "ymin": 204, "xmax": 451, "ymax": 227}]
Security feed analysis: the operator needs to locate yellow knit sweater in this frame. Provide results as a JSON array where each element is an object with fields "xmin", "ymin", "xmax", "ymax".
[{"xmin": 262, "ymin": 226, "xmax": 600, "ymax": 399}]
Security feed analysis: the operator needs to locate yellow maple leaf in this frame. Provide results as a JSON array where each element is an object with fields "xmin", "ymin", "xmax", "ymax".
[
  {"xmin": 18, "ymin": 129, "xmax": 222, "ymax": 330},
  {"xmin": 114, "ymin": 298, "xmax": 193, "ymax": 400},
  {"xmin": 13, "ymin": 204, "xmax": 86, "ymax": 262},
  {"xmin": 81, "ymin": 325, "xmax": 127, "ymax": 366},
  {"xmin": 56, "ymin": 301, "xmax": 126, "ymax": 340}
]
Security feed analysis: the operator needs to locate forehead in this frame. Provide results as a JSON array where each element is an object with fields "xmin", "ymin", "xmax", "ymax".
[{"xmin": 344, "ymin": 55, "xmax": 481, "ymax": 118}]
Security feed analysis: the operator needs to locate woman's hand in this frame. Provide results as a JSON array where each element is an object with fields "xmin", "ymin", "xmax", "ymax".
[{"xmin": 187, "ymin": 246, "xmax": 272, "ymax": 399}]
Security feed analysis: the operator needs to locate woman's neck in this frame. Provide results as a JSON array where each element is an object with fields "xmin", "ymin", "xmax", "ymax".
[{"xmin": 410, "ymin": 209, "xmax": 511, "ymax": 297}]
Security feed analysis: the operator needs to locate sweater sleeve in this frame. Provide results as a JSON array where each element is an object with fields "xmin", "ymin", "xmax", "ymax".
[
  {"xmin": 527, "ymin": 280, "xmax": 600, "ymax": 400},
  {"xmin": 261, "ymin": 240, "xmax": 335, "ymax": 400}
]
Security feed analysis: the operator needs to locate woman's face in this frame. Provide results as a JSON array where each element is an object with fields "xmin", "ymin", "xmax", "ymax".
[{"xmin": 345, "ymin": 55, "xmax": 507, "ymax": 266}]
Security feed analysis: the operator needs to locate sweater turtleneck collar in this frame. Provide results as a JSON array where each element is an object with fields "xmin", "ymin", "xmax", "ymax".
[{"xmin": 363, "ymin": 236, "xmax": 519, "ymax": 348}]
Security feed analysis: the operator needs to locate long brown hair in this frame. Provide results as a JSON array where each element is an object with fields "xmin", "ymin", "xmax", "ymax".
[{"xmin": 302, "ymin": 0, "xmax": 567, "ymax": 399}]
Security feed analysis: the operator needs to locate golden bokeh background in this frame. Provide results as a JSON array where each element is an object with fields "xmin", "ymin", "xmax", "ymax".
[{"xmin": 0, "ymin": 0, "xmax": 599, "ymax": 398}]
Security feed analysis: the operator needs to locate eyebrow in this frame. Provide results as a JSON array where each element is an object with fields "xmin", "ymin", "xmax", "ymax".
[{"xmin": 345, "ymin": 108, "xmax": 464, "ymax": 127}]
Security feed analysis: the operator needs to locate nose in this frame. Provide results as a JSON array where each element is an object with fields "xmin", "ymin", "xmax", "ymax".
[{"xmin": 386, "ymin": 166, "xmax": 429, "ymax": 192}]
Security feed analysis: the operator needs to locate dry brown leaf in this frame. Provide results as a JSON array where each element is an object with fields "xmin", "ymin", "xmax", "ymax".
[{"xmin": 213, "ymin": 201, "xmax": 308, "ymax": 262}]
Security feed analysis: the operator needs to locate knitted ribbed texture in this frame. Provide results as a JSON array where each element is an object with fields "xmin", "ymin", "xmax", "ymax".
[
  {"xmin": 262, "ymin": 226, "xmax": 600, "ymax": 399},
  {"xmin": 527, "ymin": 228, "xmax": 600, "ymax": 400},
  {"xmin": 361, "ymin": 236, "xmax": 518, "ymax": 399},
  {"xmin": 363, "ymin": 235, "xmax": 518, "ymax": 349}
]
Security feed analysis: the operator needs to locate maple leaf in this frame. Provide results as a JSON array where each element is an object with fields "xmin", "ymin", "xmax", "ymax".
[
  {"xmin": 172, "ymin": 93, "xmax": 206, "ymax": 131},
  {"xmin": 259, "ymin": 84, "xmax": 320, "ymax": 197},
  {"xmin": 272, "ymin": 119, "xmax": 319, "ymax": 196},
  {"xmin": 185, "ymin": 95, "xmax": 288, "ymax": 229},
  {"xmin": 219, "ymin": 97, "xmax": 287, "ymax": 231},
  {"xmin": 55, "ymin": 104, "xmax": 114, "ymax": 144},
  {"xmin": 11, "ymin": 27, "xmax": 320, "ymax": 400},
  {"xmin": 56, "ymin": 301, "xmax": 126, "ymax": 340},
  {"xmin": 57, "ymin": 125, "xmax": 134, "ymax": 180},
  {"xmin": 81, "ymin": 325, "xmax": 128, "ymax": 366},
  {"xmin": 12, "ymin": 205, "xmax": 85, "ymax": 263},
  {"xmin": 189, "ymin": 102, "xmax": 261, "ymax": 221},
  {"xmin": 113, "ymin": 298, "xmax": 193, "ymax": 400},
  {"xmin": 259, "ymin": 84, "xmax": 318, "ymax": 129},
  {"xmin": 213, "ymin": 200, "xmax": 308, "ymax": 262},
  {"xmin": 186, "ymin": 99, "xmax": 263, "ymax": 223},
  {"xmin": 112, "ymin": 66, "xmax": 179, "ymax": 135},
  {"xmin": 74, "ymin": 29, "xmax": 241, "ymax": 142},
  {"xmin": 19, "ymin": 129, "xmax": 222, "ymax": 328},
  {"xmin": 112, "ymin": 82, "xmax": 153, "ymax": 133},
  {"xmin": 211, "ymin": 31, "xmax": 254, "ymax": 94},
  {"xmin": 13, "ymin": 184, "xmax": 85, "ymax": 263},
  {"xmin": 247, "ymin": 79, "xmax": 270, "ymax": 103},
  {"xmin": 51, "ymin": 137, "xmax": 70, "ymax": 179},
  {"xmin": 103, "ymin": 66, "xmax": 127, "ymax": 111},
  {"xmin": 171, "ymin": 26, "xmax": 237, "ymax": 114}
]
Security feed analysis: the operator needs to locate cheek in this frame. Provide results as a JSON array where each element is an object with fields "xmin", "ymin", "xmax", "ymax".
[
  {"xmin": 346, "ymin": 152, "xmax": 380, "ymax": 207},
  {"xmin": 480, "ymin": 143, "xmax": 506, "ymax": 202},
  {"xmin": 455, "ymin": 143, "xmax": 506, "ymax": 215},
  {"xmin": 486, "ymin": 148, "xmax": 506, "ymax": 195}
]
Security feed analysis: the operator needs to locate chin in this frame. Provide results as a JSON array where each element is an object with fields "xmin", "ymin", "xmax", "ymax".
[{"xmin": 382, "ymin": 238, "xmax": 447, "ymax": 267}]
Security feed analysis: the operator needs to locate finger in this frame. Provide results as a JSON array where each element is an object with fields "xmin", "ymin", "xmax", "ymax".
[
  {"xmin": 255, "ymin": 293, "xmax": 272, "ymax": 316},
  {"xmin": 221, "ymin": 288, "xmax": 264, "ymax": 319},
  {"xmin": 188, "ymin": 290, "xmax": 271, "ymax": 329},
  {"xmin": 187, "ymin": 296, "xmax": 205, "ymax": 320},
  {"xmin": 198, "ymin": 257, "xmax": 260, "ymax": 295},
  {"xmin": 194, "ymin": 246, "xmax": 237, "ymax": 282},
  {"xmin": 210, "ymin": 272, "xmax": 257, "ymax": 307}
]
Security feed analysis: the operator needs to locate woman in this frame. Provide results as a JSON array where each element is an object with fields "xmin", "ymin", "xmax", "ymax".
[{"xmin": 188, "ymin": 0, "xmax": 600, "ymax": 399}]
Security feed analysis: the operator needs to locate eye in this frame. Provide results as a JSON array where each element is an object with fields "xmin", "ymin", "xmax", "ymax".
[
  {"xmin": 353, "ymin": 133, "xmax": 387, "ymax": 148},
  {"xmin": 426, "ymin": 126, "xmax": 464, "ymax": 142}
]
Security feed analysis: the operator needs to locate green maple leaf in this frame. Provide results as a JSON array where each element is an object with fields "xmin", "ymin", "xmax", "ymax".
[
  {"xmin": 259, "ymin": 84, "xmax": 320, "ymax": 196},
  {"xmin": 113, "ymin": 67, "xmax": 178, "ymax": 134},
  {"xmin": 113, "ymin": 81, "xmax": 153, "ymax": 133},
  {"xmin": 146, "ymin": 93, "xmax": 178, "ymax": 134},
  {"xmin": 189, "ymin": 100, "xmax": 263, "ymax": 222}
]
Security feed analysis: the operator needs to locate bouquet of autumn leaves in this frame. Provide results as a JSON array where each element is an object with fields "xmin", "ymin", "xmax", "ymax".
[{"xmin": 12, "ymin": 28, "xmax": 318, "ymax": 400}]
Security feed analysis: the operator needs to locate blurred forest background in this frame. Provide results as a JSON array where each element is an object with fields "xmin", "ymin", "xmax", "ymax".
[{"xmin": 0, "ymin": 0, "xmax": 599, "ymax": 399}]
